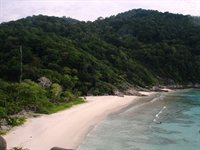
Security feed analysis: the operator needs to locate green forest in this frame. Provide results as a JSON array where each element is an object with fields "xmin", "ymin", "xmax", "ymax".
[{"xmin": 0, "ymin": 9, "xmax": 200, "ymax": 121}]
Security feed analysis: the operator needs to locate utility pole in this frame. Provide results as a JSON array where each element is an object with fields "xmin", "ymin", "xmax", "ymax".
[{"xmin": 20, "ymin": 46, "xmax": 23, "ymax": 83}]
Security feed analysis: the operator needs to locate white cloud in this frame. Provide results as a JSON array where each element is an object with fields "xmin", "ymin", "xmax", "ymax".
[{"xmin": 0, "ymin": 0, "xmax": 200, "ymax": 23}]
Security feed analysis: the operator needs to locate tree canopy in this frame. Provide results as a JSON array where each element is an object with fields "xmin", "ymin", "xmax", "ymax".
[{"xmin": 0, "ymin": 9, "xmax": 200, "ymax": 119}]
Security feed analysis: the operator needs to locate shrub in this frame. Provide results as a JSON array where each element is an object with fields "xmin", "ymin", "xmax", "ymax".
[
  {"xmin": 9, "ymin": 80, "xmax": 52, "ymax": 113},
  {"xmin": 0, "ymin": 107, "xmax": 6, "ymax": 118},
  {"xmin": 50, "ymin": 83, "xmax": 62, "ymax": 101},
  {"xmin": 61, "ymin": 91, "xmax": 75, "ymax": 101},
  {"xmin": 6, "ymin": 116, "xmax": 25, "ymax": 127}
]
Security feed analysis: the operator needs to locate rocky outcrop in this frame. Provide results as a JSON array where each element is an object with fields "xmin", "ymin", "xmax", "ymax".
[
  {"xmin": 166, "ymin": 85, "xmax": 184, "ymax": 89},
  {"xmin": 165, "ymin": 83, "xmax": 200, "ymax": 89},
  {"xmin": 113, "ymin": 88, "xmax": 146, "ymax": 97},
  {"xmin": 0, "ymin": 118, "xmax": 11, "ymax": 134},
  {"xmin": 156, "ymin": 77, "xmax": 175, "ymax": 85},
  {"xmin": 194, "ymin": 83, "xmax": 200, "ymax": 88},
  {"xmin": 38, "ymin": 77, "xmax": 52, "ymax": 88},
  {"xmin": 0, "ymin": 136, "xmax": 6, "ymax": 150},
  {"xmin": 124, "ymin": 88, "xmax": 145, "ymax": 96},
  {"xmin": 151, "ymin": 82, "xmax": 200, "ymax": 91},
  {"xmin": 113, "ymin": 89, "xmax": 124, "ymax": 97},
  {"xmin": 151, "ymin": 86, "xmax": 169, "ymax": 92}
]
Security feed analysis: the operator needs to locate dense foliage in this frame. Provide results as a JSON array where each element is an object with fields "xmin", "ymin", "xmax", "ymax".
[
  {"xmin": 0, "ymin": 9, "xmax": 200, "ymax": 119},
  {"xmin": 0, "ymin": 79, "xmax": 84, "ymax": 124}
]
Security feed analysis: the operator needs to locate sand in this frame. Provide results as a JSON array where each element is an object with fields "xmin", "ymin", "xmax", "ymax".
[{"xmin": 3, "ymin": 92, "xmax": 155, "ymax": 150}]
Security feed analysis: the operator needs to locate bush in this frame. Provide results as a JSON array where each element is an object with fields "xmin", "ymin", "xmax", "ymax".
[
  {"xmin": 0, "ymin": 107, "xmax": 6, "ymax": 118},
  {"xmin": 50, "ymin": 83, "xmax": 62, "ymax": 101},
  {"xmin": 3, "ymin": 79, "xmax": 52, "ymax": 114},
  {"xmin": 6, "ymin": 116, "xmax": 25, "ymax": 127},
  {"xmin": 61, "ymin": 91, "xmax": 75, "ymax": 101}
]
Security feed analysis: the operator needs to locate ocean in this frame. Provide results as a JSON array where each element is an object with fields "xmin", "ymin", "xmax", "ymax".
[{"xmin": 77, "ymin": 89, "xmax": 200, "ymax": 150}]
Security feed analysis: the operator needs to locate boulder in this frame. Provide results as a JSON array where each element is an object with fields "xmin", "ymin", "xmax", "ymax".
[
  {"xmin": 151, "ymin": 86, "xmax": 169, "ymax": 92},
  {"xmin": 151, "ymin": 86, "xmax": 162, "ymax": 91},
  {"xmin": 38, "ymin": 77, "xmax": 52, "ymax": 88},
  {"xmin": 124, "ymin": 88, "xmax": 144, "ymax": 96},
  {"xmin": 0, "ymin": 136, "xmax": 6, "ymax": 150},
  {"xmin": 0, "ymin": 125, "xmax": 10, "ymax": 131},
  {"xmin": 113, "ymin": 89, "xmax": 124, "ymax": 97},
  {"xmin": 0, "ymin": 119, "xmax": 7, "ymax": 126},
  {"xmin": 194, "ymin": 83, "xmax": 200, "ymax": 88}
]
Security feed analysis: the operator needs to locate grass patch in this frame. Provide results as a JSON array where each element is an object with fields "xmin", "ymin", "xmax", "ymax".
[
  {"xmin": 0, "ymin": 117, "xmax": 26, "ymax": 135},
  {"xmin": 0, "ymin": 98, "xmax": 85, "ymax": 135},
  {"xmin": 6, "ymin": 116, "xmax": 26, "ymax": 127},
  {"xmin": 0, "ymin": 130, "xmax": 7, "ymax": 135},
  {"xmin": 47, "ymin": 98, "xmax": 85, "ymax": 114}
]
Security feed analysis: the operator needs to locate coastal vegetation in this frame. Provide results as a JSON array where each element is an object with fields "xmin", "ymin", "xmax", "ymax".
[{"xmin": 0, "ymin": 9, "xmax": 200, "ymax": 125}]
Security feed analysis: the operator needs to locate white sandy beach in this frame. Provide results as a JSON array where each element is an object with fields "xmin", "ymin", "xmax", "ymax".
[{"xmin": 3, "ymin": 92, "xmax": 155, "ymax": 150}]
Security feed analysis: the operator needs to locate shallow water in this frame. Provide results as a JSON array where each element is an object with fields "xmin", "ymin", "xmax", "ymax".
[{"xmin": 78, "ymin": 89, "xmax": 200, "ymax": 150}]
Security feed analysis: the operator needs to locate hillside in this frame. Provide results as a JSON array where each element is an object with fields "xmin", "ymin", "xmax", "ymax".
[{"xmin": 0, "ymin": 9, "xmax": 200, "ymax": 121}]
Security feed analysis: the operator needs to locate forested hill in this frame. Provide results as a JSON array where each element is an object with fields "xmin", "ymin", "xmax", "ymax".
[{"xmin": 0, "ymin": 9, "xmax": 200, "ymax": 96}]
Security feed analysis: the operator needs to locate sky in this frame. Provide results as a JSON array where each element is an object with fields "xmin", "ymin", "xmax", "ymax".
[{"xmin": 0, "ymin": 0, "xmax": 200, "ymax": 23}]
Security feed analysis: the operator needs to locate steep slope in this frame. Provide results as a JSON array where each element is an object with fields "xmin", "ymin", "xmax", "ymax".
[
  {"xmin": 0, "ymin": 9, "xmax": 200, "ymax": 94},
  {"xmin": 1, "ymin": 9, "xmax": 200, "ymax": 121},
  {"xmin": 93, "ymin": 9, "xmax": 200, "ymax": 83}
]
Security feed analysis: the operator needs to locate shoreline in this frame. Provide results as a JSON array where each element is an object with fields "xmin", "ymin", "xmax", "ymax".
[{"xmin": 3, "ymin": 92, "xmax": 156, "ymax": 150}]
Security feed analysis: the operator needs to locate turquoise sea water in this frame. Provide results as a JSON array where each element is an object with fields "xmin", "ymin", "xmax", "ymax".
[{"xmin": 78, "ymin": 89, "xmax": 200, "ymax": 150}]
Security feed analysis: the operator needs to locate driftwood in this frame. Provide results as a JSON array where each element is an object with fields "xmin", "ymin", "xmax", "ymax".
[{"xmin": 0, "ymin": 136, "xmax": 6, "ymax": 150}]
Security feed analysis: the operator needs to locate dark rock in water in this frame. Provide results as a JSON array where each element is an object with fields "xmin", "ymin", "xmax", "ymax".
[
  {"xmin": 50, "ymin": 147, "xmax": 74, "ymax": 150},
  {"xmin": 0, "ymin": 136, "xmax": 7, "ymax": 150},
  {"xmin": 153, "ymin": 119, "xmax": 162, "ymax": 124},
  {"xmin": 156, "ymin": 121, "xmax": 162, "ymax": 124}
]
